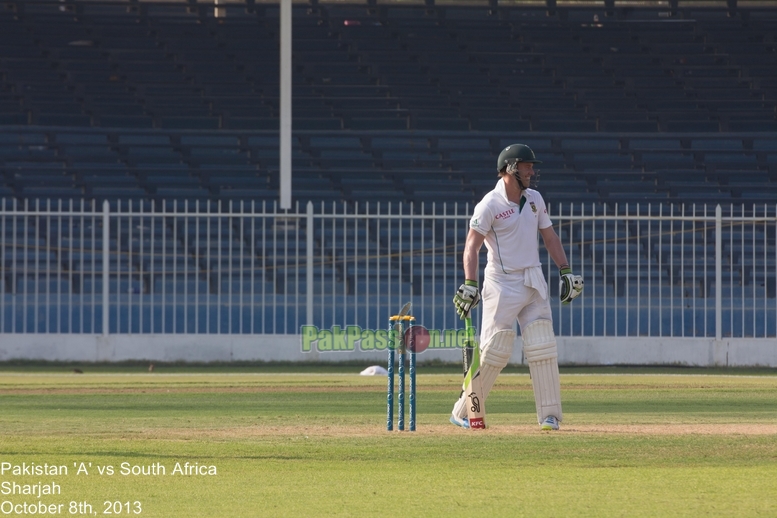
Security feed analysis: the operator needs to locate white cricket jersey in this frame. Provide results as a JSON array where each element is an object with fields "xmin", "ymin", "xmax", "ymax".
[{"xmin": 470, "ymin": 179, "xmax": 553, "ymax": 273}]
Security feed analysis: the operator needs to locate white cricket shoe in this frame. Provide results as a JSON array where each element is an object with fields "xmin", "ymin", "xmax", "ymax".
[
  {"xmin": 450, "ymin": 414, "xmax": 470, "ymax": 429},
  {"xmin": 541, "ymin": 416, "xmax": 559, "ymax": 431}
]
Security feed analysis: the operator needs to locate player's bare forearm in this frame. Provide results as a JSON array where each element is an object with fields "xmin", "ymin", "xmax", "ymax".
[
  {"xmin": 540, "ymin": 226, "xmax": 570, "ymax": 270},
  {"xmin": 463, "ymin": 229, "xmax": 486, "ymax": 280}
]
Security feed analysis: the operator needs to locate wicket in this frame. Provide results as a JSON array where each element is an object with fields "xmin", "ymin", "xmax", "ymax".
[{"xmin": 386, "ymin": 313, "xmax": 417, "ymax": 432}]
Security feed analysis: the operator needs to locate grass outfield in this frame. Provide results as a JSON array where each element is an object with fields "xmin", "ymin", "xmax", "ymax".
[{"xmin": 1, "ymin": 364, "xmax": 776, "ymax": 517}]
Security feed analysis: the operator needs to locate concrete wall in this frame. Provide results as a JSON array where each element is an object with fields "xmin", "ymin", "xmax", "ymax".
[{"xmin": 1, "ymin": 334, "xmax": 775, "ymax": 367}]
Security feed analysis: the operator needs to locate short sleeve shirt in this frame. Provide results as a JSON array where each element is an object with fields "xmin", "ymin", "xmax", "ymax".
[{"xmin": 469, "ymin": 179, "xmax": 553, "ymax": 273}]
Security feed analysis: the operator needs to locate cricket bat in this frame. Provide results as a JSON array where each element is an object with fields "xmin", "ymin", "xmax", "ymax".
[{"xmin": 462, "ymin": 316, "xmax": 486, "ymax": 429}]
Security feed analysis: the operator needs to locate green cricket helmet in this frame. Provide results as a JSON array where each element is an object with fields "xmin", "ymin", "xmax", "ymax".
[{"xmin": 496, "ymin": 144, "xmax": 542, "ymax": 172}]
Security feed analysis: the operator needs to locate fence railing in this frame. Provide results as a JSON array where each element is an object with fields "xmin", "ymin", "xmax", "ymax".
[{"xmin": 0, "ymin": 199, "xmax": 775, "ymax": 338}]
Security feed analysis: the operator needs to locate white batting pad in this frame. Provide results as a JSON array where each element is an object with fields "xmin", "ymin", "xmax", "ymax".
[
  {"xmin": 478, "ymin": 329, "xmax": 516, "ymax": 403},
  {"xmin": 481, "ymin": 329, "xmax": 516, "ymax": 368},
  {"xmin": 452, "ymin": 329, "xmax": 515, "ymax": 419},
  {"xmin": 452, "ymin": 390, "xmax": 468, "ymax": 419},
  {"xmin": 522, "ymin": 319, "xmax": 563, "ymax": 424}
]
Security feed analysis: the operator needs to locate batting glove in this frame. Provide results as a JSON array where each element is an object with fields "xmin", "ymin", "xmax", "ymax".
[
  {"xmin": 559, "ymin": 267, "xmax": 584, "ymax": 305},
  {"xmin": 453, "ymin": 280, "xmax": 481, "ymax": 319}
]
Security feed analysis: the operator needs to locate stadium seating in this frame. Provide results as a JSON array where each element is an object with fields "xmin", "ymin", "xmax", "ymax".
[
  {"xmin": 0, "ymin": 3, "xmax": 775, "ymax": 206},
  {"xmin": 0, "ymin": 1, "xmax": 776, "ymax": 334}
]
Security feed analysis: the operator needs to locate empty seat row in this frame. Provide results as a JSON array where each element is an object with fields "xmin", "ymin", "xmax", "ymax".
[
  {"xmin": 1, "ymin": 128, "xmax": 777, "ymax": 205},
  {"xmin": 1, "ymin": 4, "xmax": 776, "ymax": 134}
]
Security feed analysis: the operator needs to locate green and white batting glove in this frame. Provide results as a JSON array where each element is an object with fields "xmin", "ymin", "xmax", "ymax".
[
  {"xmin": 559, "ymin": 266, "xmax": 584, "ymax": 305},
  {"xmin": 453, "ymin": 279, "xmax": 481, "ymax": 320}
]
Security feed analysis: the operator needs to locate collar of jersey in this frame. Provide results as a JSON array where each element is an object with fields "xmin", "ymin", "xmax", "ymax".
[{"xmin": 496, "ymin": 179, "xmax": 527, "ymax": 212}]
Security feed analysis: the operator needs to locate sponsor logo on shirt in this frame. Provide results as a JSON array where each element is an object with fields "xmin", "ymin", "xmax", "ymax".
[{"xmin": 495, "ymin": 208, "xmax": 515, "ymax": 220}]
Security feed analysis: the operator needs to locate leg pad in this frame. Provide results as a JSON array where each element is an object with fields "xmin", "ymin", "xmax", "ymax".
[
  {"xmin": 453, "ymin": 330, "xmax": 515, "ymax": 419},
  {"xmin": 522, "ymin": 319, "xmax": 562, "ymax": 424}
]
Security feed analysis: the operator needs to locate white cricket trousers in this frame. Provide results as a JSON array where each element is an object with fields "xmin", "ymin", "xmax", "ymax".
[{"xmin": 479, "ymin": 267, "xmax": 553, "ymax": 344}]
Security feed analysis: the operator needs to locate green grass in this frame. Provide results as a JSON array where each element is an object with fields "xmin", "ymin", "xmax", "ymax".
[{"xmin": 1, "ymin": 367, "xmax": 776, "ymax": 517}]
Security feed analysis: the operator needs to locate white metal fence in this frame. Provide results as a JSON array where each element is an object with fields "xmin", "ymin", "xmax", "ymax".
[{"xmin": 1, "ymin": 199, "xmax": 775, "ymax": 338}]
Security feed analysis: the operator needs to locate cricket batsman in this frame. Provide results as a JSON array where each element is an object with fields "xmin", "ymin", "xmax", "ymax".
[{"xmin": 450, "ymin": 143, "xmax": 584, "ymax": 430}]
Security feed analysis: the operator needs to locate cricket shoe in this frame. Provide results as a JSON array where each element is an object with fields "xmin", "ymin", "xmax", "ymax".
[
  {"xmin": 449, "ymin": 414, "xmax": 470, "ymax": 429},
  {"xmin": 541, "ymin": 416, "xmax": 559, "ymax": 431}
]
